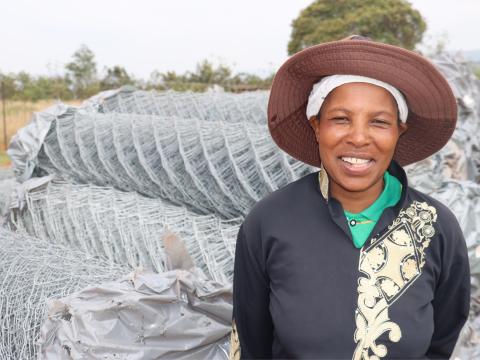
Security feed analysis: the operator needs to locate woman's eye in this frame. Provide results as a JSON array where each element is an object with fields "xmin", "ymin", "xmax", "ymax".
[
  {"xmin": 332, "ymin": 117, "xmax": 349, "ymax": 123},
  {"xmin": 372, "ymin": 119, "xmax": 390, "ymax": 127}
]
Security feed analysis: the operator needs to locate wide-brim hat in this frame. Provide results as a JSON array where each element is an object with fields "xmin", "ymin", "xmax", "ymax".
[{"xmin": 267, "ymin": 38, "xmax": 457, "ymax": 167}]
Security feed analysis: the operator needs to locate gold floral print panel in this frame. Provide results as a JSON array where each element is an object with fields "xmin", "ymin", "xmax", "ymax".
[
  {"xmin": 353, "ymin": 201, "xmax": 437, "ymax": 360},
  {"xmin": 229, "ymin": 319, "xmax": 241, "ymax": 360}
]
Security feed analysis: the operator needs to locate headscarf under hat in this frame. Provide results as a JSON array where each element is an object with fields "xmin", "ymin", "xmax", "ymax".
[{"xmin": 305, "ymin": 74, "xmax": 409, "ymax": 123}]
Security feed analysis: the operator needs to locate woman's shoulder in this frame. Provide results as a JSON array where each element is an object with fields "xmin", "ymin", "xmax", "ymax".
[
  {"xmin": 242, "ymin": 171, "xmax": 320, "ymax": 227},
  {"xmin": 405, "ymin": 185, "xmax": 464, "ymax": 242},
  {"xmin": 406, "ymin": 186, "xmax": 458, "ymax": 220}
]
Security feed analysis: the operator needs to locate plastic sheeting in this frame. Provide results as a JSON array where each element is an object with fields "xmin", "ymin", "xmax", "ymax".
[
  {"xmin": 7, "ymin": 104, "xmax": 70, "ymax": 182},
  {"xmin": 427, "ymin": 180, "xmax": 480, "ymax": 357},
  {"xmin": 39, "ymin": 268, "xmax": 232, "ymax": 360},
  {"xmin": 406, "ymin": 54, "xmax": 480, "ymax": 187}
]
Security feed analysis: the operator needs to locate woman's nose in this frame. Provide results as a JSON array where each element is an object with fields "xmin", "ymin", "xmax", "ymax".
[{"xmin": 346, "ymin": 120, "xmax": 370, "ymax": 147}]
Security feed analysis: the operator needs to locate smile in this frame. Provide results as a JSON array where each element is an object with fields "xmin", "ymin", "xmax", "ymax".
[
  {"xmin": 341, "ymin": 157, "xmax": 371, "ymax": 165},
  {"xmin": 339, "ymin": 156, "xmax": 375, "ymax": 173}
]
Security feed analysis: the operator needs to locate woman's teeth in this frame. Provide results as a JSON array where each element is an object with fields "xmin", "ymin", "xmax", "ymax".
[{"xmin": 341, "ymin": 157, "xmax": 371, "ymax": 165}]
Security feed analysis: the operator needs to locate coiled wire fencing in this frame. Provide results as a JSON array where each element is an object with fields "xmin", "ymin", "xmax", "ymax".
[
  {"xmin": 32, "ymin": 107, "xmax": 312, "ymax": 218},
  {"xmin": 0, "ymin": 227, "xmax": 127, "ymax": 359},
  {"xmin": 8, "ymin": 179, "xmax": 240, "ymax": 285}
]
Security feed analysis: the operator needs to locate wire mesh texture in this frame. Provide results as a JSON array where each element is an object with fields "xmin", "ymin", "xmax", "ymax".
[
  {"xmin": 0, "ymin": 227, "xmax": 127, "ymax": 359},
  {"xmin": 8, "ymin": 179, "xmax": 241, "ymax": 284},
  {"xmin": 84, "ymin": 88, "xmax": 270, "ymax": 125},
  {"xmin": 33, "ymin": 108, "xmax": 313, "ymax": 218},
  {"xmin": 0, "ymin": 178, "xmax": 18, "ymax": 220}
]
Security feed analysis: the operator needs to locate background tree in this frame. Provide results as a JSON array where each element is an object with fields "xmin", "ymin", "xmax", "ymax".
[
  {"xmin": 188, "ymin": 60, "xmax": 232, "ymax": 85},
  {"xmin": 65, "ymin": 45, "xmax": 99, "ymax": 98},
  {"xmin": 0, "ymin": 73, "xmax": 16, "ymax": 100},
  {"xmin": 100, "ymin": 66, "xmax": 135, "ymax": 90},
  {"xmin": 288, "ymin": 0, "xmax": 426, "ymax": 55}
]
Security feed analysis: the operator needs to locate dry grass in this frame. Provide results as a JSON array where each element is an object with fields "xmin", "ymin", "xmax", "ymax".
[
  {"xmin": 0, "ymin": 99, "xmax": 81, "ymax": 152},
  {"xmin": 0, "ymin": 150, "xmax": 10, "ymax": 167}
]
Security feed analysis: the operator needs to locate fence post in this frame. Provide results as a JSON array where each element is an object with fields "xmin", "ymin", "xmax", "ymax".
[{"xmin": 1, "ymin": 78, "xmax": 6, "ymax": 151}]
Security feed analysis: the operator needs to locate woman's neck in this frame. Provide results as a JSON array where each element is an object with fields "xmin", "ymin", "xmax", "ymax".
[{"xmin": 330, "ymin": 178, "xmax": 385, "ymax": 213}]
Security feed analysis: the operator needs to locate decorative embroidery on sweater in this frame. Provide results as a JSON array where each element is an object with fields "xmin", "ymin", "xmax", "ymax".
[
  {"xmin": 352, "ymin": 201, "xmax": 437, "ymax": 360},
  {"xmin": 229, "ymin": 319, "xmax": 241, "ymax": 360}
]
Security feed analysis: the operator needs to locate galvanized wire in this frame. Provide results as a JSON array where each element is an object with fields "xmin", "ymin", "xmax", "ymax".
[
  {"xmin": 33, "ymin": 110, "xmax": 313, "ymax": 218},
  {"xmin": 86, "ymin": 88, "xmax": 269, "ymax": 126},
  {"xmin": 8, "ymin": 179, "xmax": 241, "ymax": 284},
  {"xmin": 0, "ymin": 227, "xmax": 127, "ymax": 359}
]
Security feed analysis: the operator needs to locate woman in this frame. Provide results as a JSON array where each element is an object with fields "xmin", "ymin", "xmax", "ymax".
[{"xmin": 231, "ymin": 36, "xmax": 470, "ymax": 359}]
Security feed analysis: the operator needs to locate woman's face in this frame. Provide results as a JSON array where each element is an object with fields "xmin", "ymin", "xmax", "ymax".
[{"xmin": 309, "ymin": 82, "xmax": 407, "ymax": 200}]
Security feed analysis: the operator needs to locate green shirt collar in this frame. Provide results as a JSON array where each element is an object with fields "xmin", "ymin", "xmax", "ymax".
[{"xmin": 344, "ymin": 171, "xmax": 402, "ymax": 222}]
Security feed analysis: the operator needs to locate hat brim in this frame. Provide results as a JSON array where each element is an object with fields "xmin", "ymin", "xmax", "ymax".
[{"xmin": 267, "ymin": 40, "xmax": 457, "ymax": 167}]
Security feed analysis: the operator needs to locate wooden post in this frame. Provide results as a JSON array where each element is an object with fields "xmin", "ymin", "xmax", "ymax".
[{"xmin": 1, "ymin": 79, "xmax": 6, "ymax": 151}]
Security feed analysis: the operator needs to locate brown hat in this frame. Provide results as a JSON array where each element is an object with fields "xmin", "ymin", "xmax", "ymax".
[{"xmin": 267, "ymin": 37, "xmax": 457, "ymax": 167}]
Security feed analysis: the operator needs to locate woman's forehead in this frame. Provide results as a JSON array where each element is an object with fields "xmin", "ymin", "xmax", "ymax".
[{"xmin": 323, "ymin": 83, "xmax": 398, "ymax": 112}]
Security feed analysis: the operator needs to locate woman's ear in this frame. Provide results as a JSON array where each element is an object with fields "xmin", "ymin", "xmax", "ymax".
[
  {"xmin": 308, "ymin": 116, "xmax": 321, "ymax": 143},
  {"xmin": 398, "ymin": 122, "xmax": 408, "ymax": 136}
]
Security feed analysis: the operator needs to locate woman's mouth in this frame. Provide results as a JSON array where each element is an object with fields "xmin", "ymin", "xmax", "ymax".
[{"xmin": 339, "ymin": 156, "xmax": 374, "ymax": 173}]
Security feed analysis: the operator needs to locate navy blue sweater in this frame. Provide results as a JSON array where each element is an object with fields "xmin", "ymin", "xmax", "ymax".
[{"xmin": 232, "ymin": 161, "xmax": 470, "ymax": 359}]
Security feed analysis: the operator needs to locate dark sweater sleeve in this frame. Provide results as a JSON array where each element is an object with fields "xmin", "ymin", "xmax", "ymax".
[
  {"xmin": 233, "ymin": 223, "xmax": 273, "ymax": 359},
  {"xmin": 426, "ymin": 215, "xmax": 470, "ymax": 358}
]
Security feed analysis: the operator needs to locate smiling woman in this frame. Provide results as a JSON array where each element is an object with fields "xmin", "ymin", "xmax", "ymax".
[
  {"xmin": 231, "ymin": 36, "xmax": 470, "ymax": 359},
  {"xmin": 310, "ymin": 81, "xmax": 407, "ymax": 213}
]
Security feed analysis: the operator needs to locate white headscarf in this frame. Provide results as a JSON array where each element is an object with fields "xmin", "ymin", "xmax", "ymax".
[{"xmin": 305, "ymin": 74, "xmax": 408, "ymax": 122}]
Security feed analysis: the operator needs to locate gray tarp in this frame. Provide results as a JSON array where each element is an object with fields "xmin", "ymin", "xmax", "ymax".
[
  {"xmin": 7, "ymin": 104, "xmax": 70, "ymax": 182},
  {"xmin": 38, "ymin": 269, "xmax": 232, "ymax": 360}
]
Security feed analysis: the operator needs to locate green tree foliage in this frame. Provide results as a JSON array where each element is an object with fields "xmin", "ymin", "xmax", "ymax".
[
  {"xmin": 147, "ymin": 60, "xmax": 272, "ymax": 92},
  {"xmin": 189, "ymin": 60, "xmax": 232, "ymax": 84},
  {"xmin": 288, "ymin": 0, "xmax": 426, "ymax": 55},
  {"xmin": 0, "ymin": 73, "xmax": 16, "ymax": 99},
  {"xmin": 100, "ymin": 66, "xmax": 135, "ymax": 90},
  {"xmin": 0, "ymin": 72, "xmax": 73, "ymax": 101},
  {"xmin": 65, "ymin": 45, "xmax": 99, "ymax": 98},
  {"xmin": 1, "ymin": 52, "xmax": 274, "ymax": 102}
]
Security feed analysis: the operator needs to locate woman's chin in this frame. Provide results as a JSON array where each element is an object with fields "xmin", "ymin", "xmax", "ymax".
[{"xmin": 330, "ymin": 173, "xmax": 384, "ymax": 196}]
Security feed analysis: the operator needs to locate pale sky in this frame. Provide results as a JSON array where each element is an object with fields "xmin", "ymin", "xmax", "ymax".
[{"xmin": 1, "ymin": 0, "xmax": 478, "ymax": 79}]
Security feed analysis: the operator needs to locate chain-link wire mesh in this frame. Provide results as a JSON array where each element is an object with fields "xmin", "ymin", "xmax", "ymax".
[
  {"xmin": 0, "ymin": 168, "xmax": 14, "ymax": 181},
  {"xmin": 0, "ymin": 178, "xmax": 18, "ymax": 221},
  {"xmin": 8, "ymin": 179, "xmax": 241, "ymax": 284},
  {"xmin": 0, "ymin": 227, "xmax": 127, "ymax": 359},
  {"xmin": 84, "ymin": 88, "xmax": 269, "ymax": 125},
  {"xmin": 32, "ymin": 110, "xmax": 313, "ymax": 218}
]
